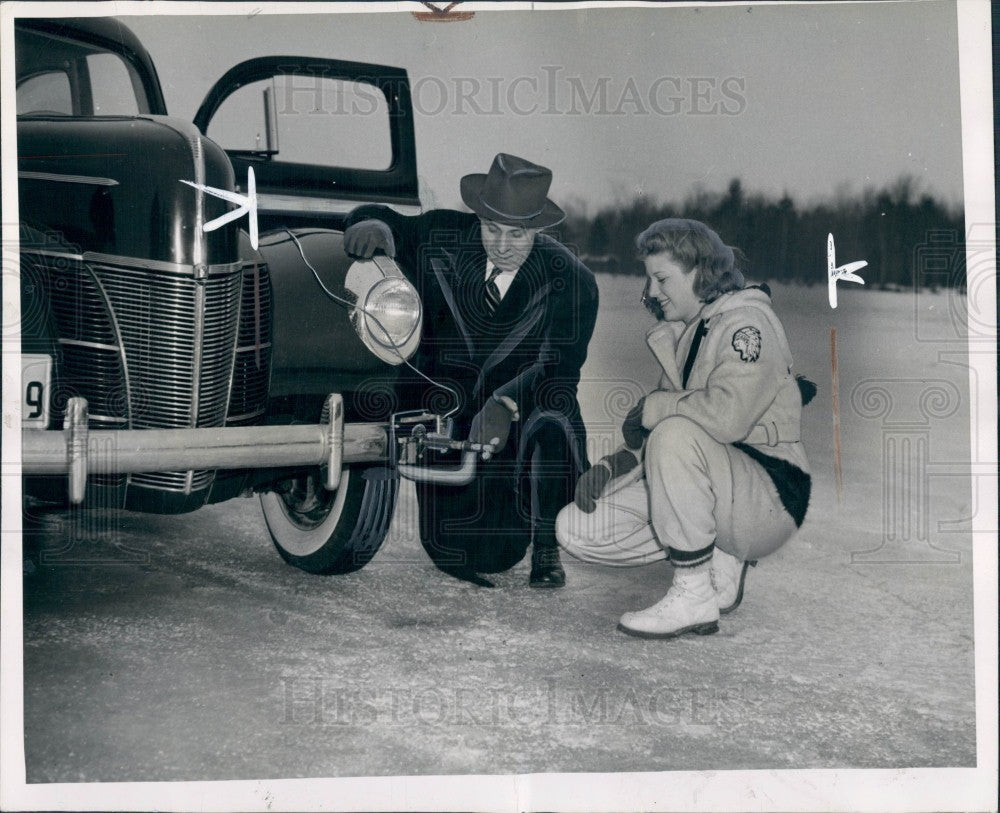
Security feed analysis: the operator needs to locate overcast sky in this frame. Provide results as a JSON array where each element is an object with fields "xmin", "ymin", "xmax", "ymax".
[{"xmin": 123, "ymin": 1, "xmax": 965, "ymax": 214}]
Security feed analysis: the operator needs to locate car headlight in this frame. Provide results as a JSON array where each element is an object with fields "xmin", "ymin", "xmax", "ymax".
[
  {"xmin": 344, "ymin": 257, "xmax": 422, "ymax": 365},
  {"xmin": 365, "ymin": 277, "xmax": 421, "ymax": 348}
]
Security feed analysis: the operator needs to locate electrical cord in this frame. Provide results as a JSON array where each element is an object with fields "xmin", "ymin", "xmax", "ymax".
[{"xmin": 280, "ymin": 229, "xmax": 461, "ymax": 418}]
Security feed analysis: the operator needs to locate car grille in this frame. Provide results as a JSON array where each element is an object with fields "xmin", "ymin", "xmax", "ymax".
[
  {"xmin": 32, "ymin": 252, "xmax": 271, "ymax": 495},
  {"xmin": 227, "ymin": 261, "xmax": 272, "ymax": 425}
]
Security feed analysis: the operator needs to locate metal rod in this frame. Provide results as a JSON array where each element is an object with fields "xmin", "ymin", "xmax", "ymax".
[
  {"xmin": 831, "ymin": 326, "xmax": 843, "ymax": 503},
  {"xmin": 263, "ymin": 83, "xmax": 278, "ymax": 153},
  {"xmin": 397, "ymin": 450, "xmax": 477, "ymax": 486}
]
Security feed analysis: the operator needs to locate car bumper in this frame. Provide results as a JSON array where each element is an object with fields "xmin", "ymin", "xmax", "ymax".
[{"xmin": 20, "ymin": 395, "xmax": 387, "ymax": 504}]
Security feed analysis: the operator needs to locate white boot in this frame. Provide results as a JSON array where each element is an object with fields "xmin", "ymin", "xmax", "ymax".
[
  {"xmin": 617, "ymin": 565, "xmax": 719, "ymax": 639},
  {"xmin": 710, "ymin": 548, "xmax": 757, "ymax": 615}
]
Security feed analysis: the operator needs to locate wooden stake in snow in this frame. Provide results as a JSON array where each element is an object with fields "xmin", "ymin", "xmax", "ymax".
[{"xmin": 831, "ymin": 327, "xmax": 843, "ymax": 503}]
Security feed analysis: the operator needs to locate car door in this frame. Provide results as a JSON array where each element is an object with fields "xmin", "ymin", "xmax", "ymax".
[{"xmin": 193, "ymin": 56, "xmax": 421, "ymax": 230}]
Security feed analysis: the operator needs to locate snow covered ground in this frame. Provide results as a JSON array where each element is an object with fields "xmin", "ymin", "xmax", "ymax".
[{"xmin": 21, "ymin": 276, "xmax": 977, "ymax": 781}]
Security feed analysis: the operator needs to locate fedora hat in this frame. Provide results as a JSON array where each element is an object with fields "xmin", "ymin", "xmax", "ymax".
[{"xmin": 460, "ymin": 153, "xmax": 565, "ymax": 228}]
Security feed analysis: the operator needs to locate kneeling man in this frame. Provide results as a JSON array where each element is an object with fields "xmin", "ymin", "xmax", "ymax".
[{"xmin": 344, "ymin": 154, "xmax": 599, "ymax": 588}]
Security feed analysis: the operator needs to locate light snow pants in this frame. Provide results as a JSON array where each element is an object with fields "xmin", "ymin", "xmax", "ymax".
[{"xmin": 556, "ymin": 416, "xmax": 798, "ymax": 566}]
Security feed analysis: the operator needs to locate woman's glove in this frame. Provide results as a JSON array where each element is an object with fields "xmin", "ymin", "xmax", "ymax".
[
  {"xmin": 468, "ymin": 396, "xmax": 517, "ymax": 456},
  {"xmin": 574, "ymin": 466, "xmax": 611, "ymax": 514},
  {"xmin": 343, "ymin": 219, "xmax": 396, "ymax": 260},
  {"xmin": 573, "ymin": 449, "xmax": 639, "ymax": 513},
  {"xmin": 622, "ymin": 396, "xmax": 648, "ymax": 450}
]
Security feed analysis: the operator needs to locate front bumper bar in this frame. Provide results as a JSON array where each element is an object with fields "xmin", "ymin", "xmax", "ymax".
[{"xmin": 21, "ymin": 395, "xmax": 388, "ymax": 504}]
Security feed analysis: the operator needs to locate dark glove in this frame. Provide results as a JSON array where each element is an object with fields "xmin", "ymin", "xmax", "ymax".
[
  {"xmin": 605, "ymin": 448, "xmax": 640, "ymax": 478},
  {"xmin": 622, "ymin": 397, "xmax": 648, "ymax": 450},
  {"xmin": 343, "ymin": 219, "xmax": 396, "ymax": 260},
  {"xmin": 574, "ymin": 465, "xmax": 611, "ymax": 514},
  {"xmin": 573, "ymin": 449, "xmax": 639, "ymax": 513},
  {"xmin": 468, "ymin": 397, "xmax": 515, "ymax": 453}
]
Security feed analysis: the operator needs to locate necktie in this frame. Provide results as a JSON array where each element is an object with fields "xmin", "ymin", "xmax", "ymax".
[{"xmin": 484, "ymin": 266, "xmax": 503, "ymax": 316}]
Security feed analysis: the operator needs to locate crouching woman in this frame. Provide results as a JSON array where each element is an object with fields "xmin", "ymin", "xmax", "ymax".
[{"xmin": 556, "ymin": 218, "xmax": 811, "ymax": 639}]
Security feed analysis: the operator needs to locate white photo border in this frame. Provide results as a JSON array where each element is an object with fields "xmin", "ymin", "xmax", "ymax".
[{"xmin": 1, "ymin": 1, "xmax": 995, "ymax": 811}]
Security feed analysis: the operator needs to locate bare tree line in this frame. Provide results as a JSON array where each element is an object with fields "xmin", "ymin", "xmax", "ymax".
[{"xmin": 559, "ymin": 177, "xmax": 966, "ymax": 291}]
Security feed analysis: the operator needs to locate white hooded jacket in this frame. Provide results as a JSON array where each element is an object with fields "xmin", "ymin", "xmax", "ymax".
[{"xmin": 640, "ymin": 286, "xmax": 809, "ymax": 473}]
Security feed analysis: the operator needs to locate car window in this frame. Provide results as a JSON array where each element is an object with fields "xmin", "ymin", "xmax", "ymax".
[
  {"xmin": 87, "ymin": 52, "xmax": 140, "ymax": 115},
  {"xmin": 17, "ymin": 71, "xmax": 73, "ymax": 115},
  {"xmin": 15, "ymin": 25, "xmax": 150, "ymax": 116},
  {"xmin": 207, "ymin": 75, "xmax": 392, "ymax": 171}
]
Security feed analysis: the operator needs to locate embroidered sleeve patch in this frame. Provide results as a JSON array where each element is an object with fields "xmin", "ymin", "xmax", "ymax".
[{"xmin": 732, "ymin": 326, "xmax": 762, "ymax": 362}]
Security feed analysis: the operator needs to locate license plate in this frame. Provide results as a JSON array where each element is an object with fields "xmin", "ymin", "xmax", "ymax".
[{"xmin": 21, "ymin": 354, "xmax": 52, "ymax": 429}]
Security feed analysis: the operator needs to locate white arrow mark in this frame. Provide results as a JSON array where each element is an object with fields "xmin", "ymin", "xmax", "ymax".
[
  {"xmin": 180, "ymin": 166, "xmax": 258, "ymax": 250},
  {"xmin": 827, "ymin": 232, "xmax": 866, "ymax": 309}
]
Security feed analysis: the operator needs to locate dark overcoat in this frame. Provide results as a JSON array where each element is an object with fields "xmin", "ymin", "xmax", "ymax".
[{"xmin": 346, "ymin": 206, "xmax": 599, "ymax": 572}]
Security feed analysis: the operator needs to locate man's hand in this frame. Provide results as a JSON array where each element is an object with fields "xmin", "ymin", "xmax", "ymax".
[
  {"xmin": 468, "ymin": 397, "xmax": 517, "ymax": 457},
  {"xmin": 622, "ymin": 396, "xmax": 648, "ymax": 450},
  {"xmin": 343, "ymin": 219, "xmax": 396, "ymax": 260}
]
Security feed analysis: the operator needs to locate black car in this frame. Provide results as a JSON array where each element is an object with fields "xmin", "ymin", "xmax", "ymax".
[{"xmin": 15, "ymin": 16, "xmax": 457, "ymax": 575}]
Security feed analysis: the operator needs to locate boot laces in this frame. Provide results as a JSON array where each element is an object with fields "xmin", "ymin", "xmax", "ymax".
[
  {"xmin": 710, "ymin": 556, "xmax": 738, "ymax": 594},
  {"xmin": 649, "ymin": 578, "xmax": 698, "ymax": 614}
]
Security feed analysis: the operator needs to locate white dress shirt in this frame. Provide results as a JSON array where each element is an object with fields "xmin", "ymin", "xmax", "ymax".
[{"xmin": 485, "ymin": 259, "xmax": 518, "ymax": 299}]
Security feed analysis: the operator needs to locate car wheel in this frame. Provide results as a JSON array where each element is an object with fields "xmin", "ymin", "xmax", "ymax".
[{"xmin": 260, "ymin": 465, "xmax": 398, "ymax": 575}]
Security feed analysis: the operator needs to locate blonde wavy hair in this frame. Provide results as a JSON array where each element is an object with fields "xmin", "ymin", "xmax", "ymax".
[{"xmin": 636, "ymin": 219, "xmax": 747, "ymax": 313}]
